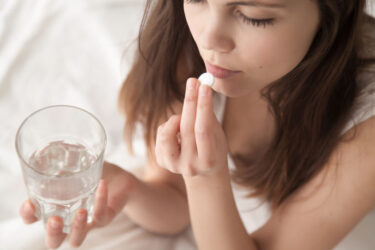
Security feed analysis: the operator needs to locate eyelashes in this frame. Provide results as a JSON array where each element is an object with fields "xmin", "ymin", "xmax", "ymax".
[
  {"xmin": 235, "ymin": 11, "xmax": 274, "ymax": 28},
  {"xmin": 184, "ymin": 0, "xmax": 203, "ymax": 3},
  {"xmin": 184, "ymin": 0, "xmax": 275, "ymax": 28}
]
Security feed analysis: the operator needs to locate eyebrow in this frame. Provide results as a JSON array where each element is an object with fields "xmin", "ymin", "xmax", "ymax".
[{"xmin": 227, "ymin": 1, "xmax": 286, "ymax": 8}]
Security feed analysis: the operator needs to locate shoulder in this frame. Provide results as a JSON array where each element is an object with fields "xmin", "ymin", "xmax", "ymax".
[
  {"xmin": 297, "ymin": 113, "xmax": 375, "ymax": 215},
  {"xmin": 250, "ymin": 116, "xmax": 375, "ymax": 250},
  {"xmin": 337, "ymin": 114, "xmax": 375, "ymax": 181}
]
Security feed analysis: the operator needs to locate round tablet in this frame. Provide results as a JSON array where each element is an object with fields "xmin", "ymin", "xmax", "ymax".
[{"xmin": 198, "ymin": 72, "xmax": 215, "ymax": 87}]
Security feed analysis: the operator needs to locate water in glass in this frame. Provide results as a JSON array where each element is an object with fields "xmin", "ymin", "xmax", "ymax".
[{"xmin": 26, "ymin": 140, "xmax": 102, "ymax": 233}]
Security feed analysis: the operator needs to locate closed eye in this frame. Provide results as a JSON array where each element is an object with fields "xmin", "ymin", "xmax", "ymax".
[
  {"xmin": 235, "ymin": 11, "xmax": 275, "ymax": 28},
  {"xmin": 184, "ymin": 0, "xmax": 275, "ymax": 28}
]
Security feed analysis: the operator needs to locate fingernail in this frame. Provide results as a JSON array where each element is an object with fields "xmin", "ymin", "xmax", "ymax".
[
  {"xmin": 50, "ymin": 220, "xmax": 60, "ymax": 229},
  {"xmin": 77, "ymin": 211, "xmax": 86, "ymax": 221},
  {"xmin": 98, "ymin": 180, "xmax": 105, "ymax": 192},
  {"xmin": 24, "ymin": 202, "xmax": 33, "ymax": 214},
  {"xmin": 199, "ymin": 84, "xmax": 209, "ymax": 96},
  {"xmin": 187, "ymin": 79, "xmax": 196, "ymax": 90}
]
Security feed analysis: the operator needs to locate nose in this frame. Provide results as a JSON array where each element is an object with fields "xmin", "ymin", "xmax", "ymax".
[{"xmin": 198, "ymin": 17, "xmax": 235, "ymax": 54}]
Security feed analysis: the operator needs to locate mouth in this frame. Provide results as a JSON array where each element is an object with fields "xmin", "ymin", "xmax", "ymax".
[{"xmin": 205, "ymin": 62, "xmax": 241, "ymax": 79}]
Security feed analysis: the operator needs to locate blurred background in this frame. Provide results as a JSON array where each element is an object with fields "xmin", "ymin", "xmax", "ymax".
[
  {"xmin": 0, "ymin": 0, "xmax": 197, "ymax": 249},
  {"xmin": 0, "ymin": 0, "xmax": 374, "ymax": 249}
]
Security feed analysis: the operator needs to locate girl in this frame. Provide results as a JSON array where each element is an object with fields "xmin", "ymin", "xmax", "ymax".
[{"xmin": 21, "ymin": 0, "xmax": 375, "ymax": 249}]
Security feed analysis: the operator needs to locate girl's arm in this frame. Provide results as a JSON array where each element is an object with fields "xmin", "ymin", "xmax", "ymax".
[
  {"xmin": 155, "ymin": 78, "xmax": 256, "ymax": 249},
  {"xmin": 123, "ymin": 161, "xmax": 190, "ymax": 235},
  {"xmin": 184, "ymin": 167, "xmax": 256, "ymax": 250}
]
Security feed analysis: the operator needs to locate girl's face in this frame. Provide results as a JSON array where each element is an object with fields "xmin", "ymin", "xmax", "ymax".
[{"xmin": 184, "ymin": 0, "xmax": 320, "ymax": 97}]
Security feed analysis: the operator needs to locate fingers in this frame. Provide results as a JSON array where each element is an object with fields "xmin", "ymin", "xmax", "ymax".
[
  {"xmin": 180, "ymin": 78, "xmax": 199, "ymax": 152},
  {"xmin": 68, "ymin": 209, "xmax": 88, "ymax": 247},
  {"xmin": 47, "ymin": 180, "xmax": 107, "ymax": 249},
  {"xmin": 156, "ymin": 78, "xmax": 220, "ymax": 175},
  {"xmin": 45, "ymin": 216, "xmax": 67, "ymax": 249},
  {"xmin": 20, "ymin": 200, "xmax": 38, "ymax": 224},
  {"xmin": 195, "ymin": 84, "xmax": 215, "ymax": 164},
  {"xmin": 92, "ymin": 180, "xmax": 108, "ymax": 227},
  {"xmin": 21, "ymin": 200, "xmax": 90, "ymax": 248},
  {"xmin": 155, "ymin": 115, "xmax": 181, "ymax": 171}
]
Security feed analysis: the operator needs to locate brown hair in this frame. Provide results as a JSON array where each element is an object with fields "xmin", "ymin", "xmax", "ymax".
[{"xmin": 118, "ymin": 0, "xmax": 375, "ymax": 209}]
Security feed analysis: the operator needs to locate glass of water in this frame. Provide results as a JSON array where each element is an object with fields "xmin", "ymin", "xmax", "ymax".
[{"xmin": 15, "ymin": 105, "xmax": 106, "ymax": 234}]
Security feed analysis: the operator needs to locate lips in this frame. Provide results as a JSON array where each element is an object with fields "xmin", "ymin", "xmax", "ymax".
[{"xmin": 205, "ymin": 62, "xmax": 241, "ymax": 79}]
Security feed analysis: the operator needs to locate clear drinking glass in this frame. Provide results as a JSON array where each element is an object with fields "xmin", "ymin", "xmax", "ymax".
[{"xmin": 15, "ymin": 105, "xmax": 106, "ymax": 233}]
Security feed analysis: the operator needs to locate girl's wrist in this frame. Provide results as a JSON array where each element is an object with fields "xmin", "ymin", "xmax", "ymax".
[{"xmin": 183, "ymin": 164, "xmax": 231, "ymax": 188}]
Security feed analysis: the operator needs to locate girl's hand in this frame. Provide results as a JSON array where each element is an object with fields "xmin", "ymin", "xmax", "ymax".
[
  {"xmin": 155, "ymin": 78, "xmax": 229, "ymax": 177},
  {"xmin": 19, "ymin": 161, "xmax": 136, "ymax": 248}
]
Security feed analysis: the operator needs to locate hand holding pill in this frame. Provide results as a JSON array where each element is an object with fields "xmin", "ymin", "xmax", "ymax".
[{"xmin": 154, "ymin": 73, "xmax": 229, "ymax": 177}]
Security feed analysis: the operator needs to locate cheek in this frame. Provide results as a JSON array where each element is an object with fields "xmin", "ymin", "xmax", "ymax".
[
  {"xmin": 239, "ymin": 22, "xmax": 319, "ymax": 83},
  {"xmin": 236, "ymin": 35, "xmax": 299, "ymax": 84},
  {"xmin": 238, "ymin": 4, "xmax": 320, "ymax": 83},
  {"xmin": 254, "ymin": 34, "xmax": 309, "ymax": 72}
]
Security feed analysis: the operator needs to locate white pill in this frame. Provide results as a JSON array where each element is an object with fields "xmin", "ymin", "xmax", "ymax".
[{"xmin": 198, "ymin": 72, "xmax": 215, "ymax": 87}]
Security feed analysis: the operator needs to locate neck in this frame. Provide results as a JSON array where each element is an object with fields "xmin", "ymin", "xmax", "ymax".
[{"xmin": 223, "ymin": 91, "xmax": 276, "ymax": 162}]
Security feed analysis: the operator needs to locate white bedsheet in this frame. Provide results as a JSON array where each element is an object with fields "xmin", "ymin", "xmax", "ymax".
[{"xmin": 0, "ymin": 0, "xmax": 196, "ymax": 249}]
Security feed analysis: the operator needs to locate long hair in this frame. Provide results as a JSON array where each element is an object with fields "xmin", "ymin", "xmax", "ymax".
[{"xmin": 118, "ymin": 0, "xmax": 375, "ymax": 209}]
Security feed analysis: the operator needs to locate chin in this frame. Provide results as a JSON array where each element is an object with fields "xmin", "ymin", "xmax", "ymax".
[{"xmin": 212, "ymin": 80, "xmax": 250, "ymax": 98}]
